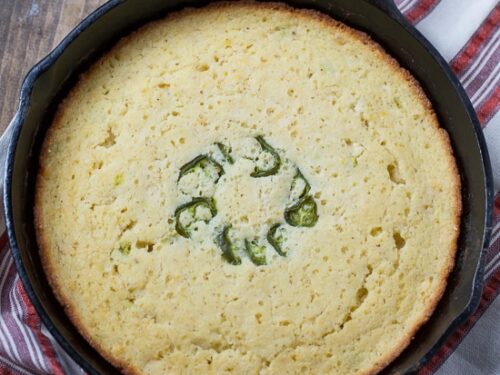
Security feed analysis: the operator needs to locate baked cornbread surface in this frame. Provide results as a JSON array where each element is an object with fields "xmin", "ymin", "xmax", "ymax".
[{"xmin": 35, "ymin": 2, "xmax": 461, "ymax": 374}]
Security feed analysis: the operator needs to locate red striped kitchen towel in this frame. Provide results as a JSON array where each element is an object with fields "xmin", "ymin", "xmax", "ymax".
[{"xmin": 0, "ymin": 0, "xmax": 499, "ymax": 374}]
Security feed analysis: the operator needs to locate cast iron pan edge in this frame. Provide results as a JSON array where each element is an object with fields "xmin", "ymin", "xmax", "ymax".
[
  {"xmin": 3, "ymin": 2, "xmax": 125, "ymax": 373},
  {"xmin": 2, "ymin": 0, "xmax": 494, "ymax": 374},
  {"xmin": 365, "ymin": 0, "xmax": 493, "ymax": 372}
]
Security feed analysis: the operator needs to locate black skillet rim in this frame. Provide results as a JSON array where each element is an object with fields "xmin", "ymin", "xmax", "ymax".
[{"xmin": 2, "ymin": 0, "xmax": 494, "ymax": 373}]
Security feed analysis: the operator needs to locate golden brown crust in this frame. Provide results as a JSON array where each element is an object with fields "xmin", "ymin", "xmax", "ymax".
[
  {"xmin": 34, "ymin": 62, "xmax": 143, "ymax": 375},
  {"xmin": 34, "ymin": 2, "xmax": 462, "ymax": 374}
]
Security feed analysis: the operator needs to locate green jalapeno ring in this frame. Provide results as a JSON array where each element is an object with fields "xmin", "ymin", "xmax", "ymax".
[
  {"xmin": 175, "ymin": 197, "xmax": 217, "ymax": 238},
  {"xmin": 244, "ymin": 239, "xmax": 267, "ymax": 266},
  {"xmin": 178, "ymin": 154, "xmax": 224, "ymax": 182},
  {"xmin": 250, "ymin": 136, "xmax": 281, "ymax": 178},
  {"xmin": 290, "ymin": 168, "xmax": 311, "ymax": 201},
  {"xmin": 216, "ymin": 225, "xmax": 242, "ymax": 265},
  {"xmin": 284, "ymin": 195, "xmax": 318, "ymax": 227},
  {"xmin": 267, "ymin": 223, "xmax": 287, "ymax": 256},
  {"xmin": 215, "ymin": 142, "xmax": 234, "ymax": 164}
]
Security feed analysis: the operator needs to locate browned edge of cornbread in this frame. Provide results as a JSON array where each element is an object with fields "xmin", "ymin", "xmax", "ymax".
[{"xmin": 34, "ymin": 2, "xmax": 462, "ymax": 374}]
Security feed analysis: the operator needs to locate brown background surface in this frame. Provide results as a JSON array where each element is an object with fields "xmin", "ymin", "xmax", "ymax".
[{"xmin": 0, "ymin": 0, "xmax": 106, "ymax": 133}]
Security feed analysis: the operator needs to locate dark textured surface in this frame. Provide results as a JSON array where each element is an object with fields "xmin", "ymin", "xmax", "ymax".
[{"xmin": 0, "ymin": 0, "xmax": 106, "ymax": 133}]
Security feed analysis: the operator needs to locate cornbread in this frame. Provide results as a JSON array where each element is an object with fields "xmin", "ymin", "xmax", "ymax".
[{"xmin": 35, "ymin": 2, "xmax": 461, "ymax": 374}]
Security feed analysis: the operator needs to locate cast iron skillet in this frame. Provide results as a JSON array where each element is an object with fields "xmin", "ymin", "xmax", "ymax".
[{"xmin": 1, "ymin": 0, "xmax": 493, "ymax": 373}]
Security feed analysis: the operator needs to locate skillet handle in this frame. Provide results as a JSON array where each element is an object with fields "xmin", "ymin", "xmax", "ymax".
[{"xmin": 365, "ymin": 0, "xmax": 403, "ymax": 20}]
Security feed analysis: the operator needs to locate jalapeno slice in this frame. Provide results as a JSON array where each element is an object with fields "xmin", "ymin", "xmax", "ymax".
[
  {"xmin": 216, "ymin": 225, "xmax": 242, "ymax": 265},
  {"xmin": 215, "ymin": 142, "xmax": 234, "ymax": 164},
  {"xmin": 290, "ymin": 169, "xmax": 311, "ymax": 202},
  {"xmin": 175, "ymin": 197, "xmax": 217, "ymax": 238},
  {"xmin": 173, "ymin": 137, "xmax": 319, "ymax": 266},
  {"xmin": 244, "ymin": 239, "xmax": 267, "ymax": 265},
  {"xmin": 178, "ymin": 155, "xmax": 224, "ymax": 182},
  {"xmin": 250, "ymin": 136, "xmax": 281, "ymax": 177},
  {"xmin": 267, "ymin": 224, "xmax": 287, "ymax": 256},
  {"xmin": 284, "ymin": 195, "xmax": 318, "ymax": 227}
]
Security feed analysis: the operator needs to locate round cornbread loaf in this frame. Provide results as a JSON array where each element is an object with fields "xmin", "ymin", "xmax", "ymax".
[{"xmin": 35, "ymin": 2, "xmax": 461, "ymax": 374}]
